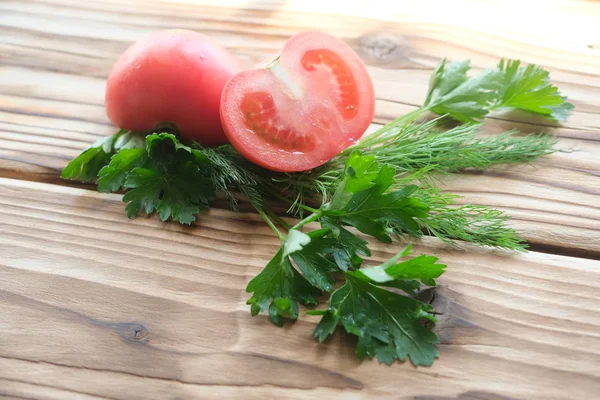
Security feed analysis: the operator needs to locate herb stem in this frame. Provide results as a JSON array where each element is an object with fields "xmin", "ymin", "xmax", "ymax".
[
  {"xmin": 298, "ymin": 204, "xmax": 319, "ymax": 214},
  {"xmin": 269, "ymin": 211, "xmax": 293, "ymax": 231},
  {"xmin": 256, "ymin": 206, "xmax": 286, "ymax": 240},
  {"xmin": 292, "ymin": 211, "xmax": 322, "ymax": 230}
]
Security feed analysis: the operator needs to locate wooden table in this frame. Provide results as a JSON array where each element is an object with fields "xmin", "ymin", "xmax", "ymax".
[{"xmin": 1, "ymin": 1, "xmax": 599, "ymax": 399}]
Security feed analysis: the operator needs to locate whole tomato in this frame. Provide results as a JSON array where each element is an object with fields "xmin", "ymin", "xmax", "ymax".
[{"xmin": 106, "ymin": 29, "xmax": 239, "ymax": 146}]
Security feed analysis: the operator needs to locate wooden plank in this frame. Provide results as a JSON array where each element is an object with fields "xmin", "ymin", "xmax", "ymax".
[
  {"xmin": 1, "ymin": 0, "xmax": 599, "ymax": 228},
  {"xmin": 0, "ymin": 0, "xmax": 599, "ymax": 256},
  {"xmin": 0, "ymin": 177, "xmax": 599, "ymax": 399}
]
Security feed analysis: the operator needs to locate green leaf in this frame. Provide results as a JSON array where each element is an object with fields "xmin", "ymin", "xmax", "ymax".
[
  {"xmin": 334, "ymin": 185, "xmax": 429, "ymax": 239},
  {"xmin": 342, "ymin": 151, "xmax": 381, "ymax": 193},
  {"xmin": 280, "ymin": 229, "xmax": 338, "ymax": 291},
  {"xmin": 424, "ymin": 58, "xmax": 470, "ymax": 105},
  {"xmin": 120, "ymin": 134, "xmax": 216, "ymax": 224},
  {"xmin": 312, "ymin": 273, "xmax": 440, "ymax": 366},
  {"xmin": 424, "ymin": 59, "xmax": 504, "ymax": 123},
  {"xmin": 289, "ymin": 231, "xmax": 338, "ymax": 292},
  {"xmin": 157, "ymin": 163, "xmax": 213, "ymax": 224},
  {"xmin": 114, "ymin": 131, "xmax": 147, "ymax": 150},
  {"xmin": 321, "ymin": 218, "xmax": 370, "ymax": 271},
  {"xmin": 61, "ymin": 130, "xmax": 145, "ymax": 183},
  {"xmin": 246, "ymin": 249, "xmax": 320, "ymax": 326},
  {"xmin": 290, "ymin": 250, "xmax": 336, "ymax": 292},
  {"xmin": 423, "ymin": 58, "xmax": 573, "ymax": 122},
  {"xmin": 324, "ymin": 152, "xmax": 430, "ymax": 242},
  {"xmin": 495, "ymin": 59, "xmax": 574, "ymax": 120},
  {"xmin": 61, "ymin": 134, "xmax": 118, "ymax": 182},
  {"xmin": 123, "ymin": 168, "xmax": 163, "ymax": 218},
  {"xmin": 97, "ymin": 147, "xmax": 148, "ymax": 193},
  {"xmin": 340, "ymin": 214, "xmax": 391, "ymax": 243},
  {"xmin": 376, "ymin": 279, "xmax": 422, "ymax": 297},
  {"xmin": 385, "ymin": 254, "xmax": 446, "ymax": 285},
  {"xmin": 357, "ymin": 244, "xmax": 446, "ymax": 287},
  {"xmin": 328, "ymin": 151, "xmax": 386, "ymax": 210},
  {"xmin": 122, "ymin": 163, "xmax": 213, "ymax": 225},
  {"xmin": 145, "ymin": 133, "xmax": 209, "ymax": 170}
]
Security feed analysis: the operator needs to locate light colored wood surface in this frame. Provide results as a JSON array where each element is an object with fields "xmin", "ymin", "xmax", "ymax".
[
  {"xmin": 1, "ymin": 0, "xmax": 599, "ymax": 256},
  {"xmin": 0, "ymin": 1, "xmax": 599, "ymax": 399},
  {"xmin": 1, "ymin": 178, "xmax": 599, "ymax": 400}
]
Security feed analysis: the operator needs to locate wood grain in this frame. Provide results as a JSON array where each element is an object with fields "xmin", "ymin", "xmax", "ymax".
[
  {"xmin": 1, "ymin": 0, "xmax": 599, "ymax": 256},
  {"xmin": 1, "ymin": 2, "xmax": 600, "ymax": 398},
  {"xmin": 0, "ymin": 177, "xmax": 599, "ymax": 400}
]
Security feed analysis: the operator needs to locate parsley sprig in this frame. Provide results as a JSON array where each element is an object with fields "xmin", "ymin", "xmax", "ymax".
[
  {"xmin": 423, "ymin": 58, "xmax": 573, "ymax": 122},
  {"xmin": 247, "ymin": 152, "xmax": 447, "ymax": 365},
  {"xmin": 60, "ymin": 58, "xmax": 574, "ymax": 366}
]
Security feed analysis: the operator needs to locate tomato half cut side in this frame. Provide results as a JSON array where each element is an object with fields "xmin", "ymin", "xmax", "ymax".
[{"xmin": 221, "ymin": 31, "xmax": 375, "ymax": 172}]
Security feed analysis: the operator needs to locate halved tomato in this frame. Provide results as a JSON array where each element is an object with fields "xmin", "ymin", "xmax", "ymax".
[{"xmin": 220, "ymin": 31, "xmax": 375, "ymax": 172}]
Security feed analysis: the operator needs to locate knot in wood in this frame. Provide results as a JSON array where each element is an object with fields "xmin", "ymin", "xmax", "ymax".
[
  {"xmin": 123, "ymin": 323, "xmax": 148, "ymax": 341},
  {"xmin": 359, "ymin": 33, "xmax": 407, "ymax": 64}
]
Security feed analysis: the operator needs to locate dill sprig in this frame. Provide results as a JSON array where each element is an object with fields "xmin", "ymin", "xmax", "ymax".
[
  {"xmin": 197, "ymin": 144, "xmax": 268, "ymax": 209},
  {"xmin": 291, "ymin": 116, "xmax": 555, "ymax": 188},
  {"xmin": 412, "ymin": 185, "xmax": 526, "ymax": 250}
]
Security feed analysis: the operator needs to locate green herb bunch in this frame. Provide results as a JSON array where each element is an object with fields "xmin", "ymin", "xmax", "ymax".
[{"xmin": 62, "ymin": 58, "xmax": 572, "ymax": 366}]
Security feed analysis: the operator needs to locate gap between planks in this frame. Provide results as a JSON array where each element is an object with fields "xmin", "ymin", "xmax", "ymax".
[{"xmin": 1, "ymin": 151, "xmax": 598, "ymax": 261}]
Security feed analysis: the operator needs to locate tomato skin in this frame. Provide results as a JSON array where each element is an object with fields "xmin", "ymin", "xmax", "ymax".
[
  {"xmin": 220, "ymin": 31, "xmax": 375, "ymax": 172},
  {"xmin": 106, "ymin": 30, "xmax": 239, "ymax": 146}
]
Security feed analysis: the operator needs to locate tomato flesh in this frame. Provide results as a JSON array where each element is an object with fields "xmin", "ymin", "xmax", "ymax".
[
  {"xmin": 221, "ymin": 31, "xmax": 375, "ymax": 172},
  {"xmin": 301, "ymin": 49, "xmax": 359, "ymax": 120},
  {"xmin": 241, "ymin": 92, "xmax": 316, "ymax": 152}
]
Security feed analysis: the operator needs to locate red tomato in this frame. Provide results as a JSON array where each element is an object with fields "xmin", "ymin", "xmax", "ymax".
[
  {"xmin": 220, "ymin": 31, "xmax": 375, "ymax": 172},
  {"xmin": 105, "ymin": 30, "xmax": 239, "ymax": 146}
]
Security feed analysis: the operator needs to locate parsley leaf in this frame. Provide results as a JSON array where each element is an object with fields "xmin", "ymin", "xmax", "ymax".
[
  {"xmin": 121, "ymin": 168, "xmax": 163, "ymax": 217},
  {"xmin": 357, "ymin": 244, "xmax": 446, "ymax": 287},
  {"xmin": 123, "ymin": 164, "xmax": 209, "ymax": 224},
  {"xmin": 424, "ymin": 59, "xmax": 504, "ymax": 123},
  {"xmin": 321, "ymin": 218, "xmax": 370, "ymax": 271},
  {"xmin": 377, "ymin": 279, "xmax": 422, "ymax": 297},
  {"xmin": 288, "ymin": 229, "xmax": 338, "ymax": 291},
  {"xmin": 246, "ymin": 249, "xmax": 320, "ymax": 326},
  {"xmin": 97, "ymin": 147, "xmax": 148, "ymax": 193},
  {"xmin": 121, "ymin": 133, "xmax": 215, "ymax": 224},
  {"xmin": 61, "ymin": 130, "xmax": 138, "ymax": 182},
  {"xmin": 312, "ymin": 272, "xmax": 440, "ymax": 366},
  {"xmin": 325, "ymin": 151, "xmax": 430, "ymax": 242},
  {"xmin": 424, "ymin": 58, "xmax": 573, "ymax": 122},
  {"xmin": 495, "ymin": 59, "xmax": 574, "ymax": 120},
  {"xmin": 113, "ymin": 130, "xmax": 146, "ymax": 150}
]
